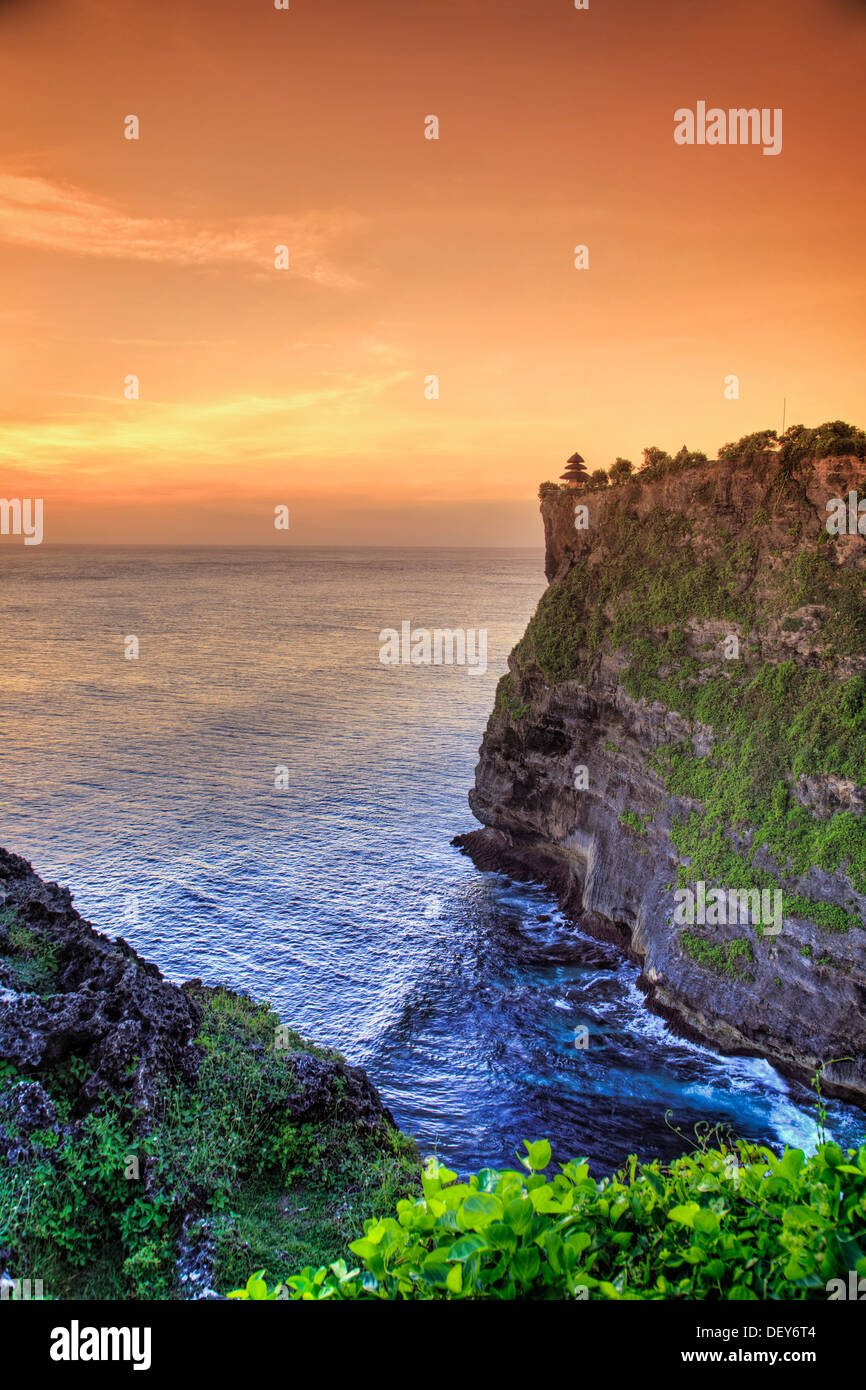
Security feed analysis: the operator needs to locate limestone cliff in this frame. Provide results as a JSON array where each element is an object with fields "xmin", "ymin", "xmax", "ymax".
[{"xmin": 457, "ymin": 449, "xmax": 866, "ymax": 1105}]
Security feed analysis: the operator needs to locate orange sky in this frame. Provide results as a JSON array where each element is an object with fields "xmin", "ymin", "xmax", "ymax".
[{"xmin": 0, "ymin": 0, "xmax": 864, "ymax": 545}]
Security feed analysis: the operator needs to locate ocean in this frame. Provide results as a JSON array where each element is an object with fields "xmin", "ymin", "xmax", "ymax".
[{"xmin": 1, "ymin": 544, "xmax": 862, "ymax": 1170}]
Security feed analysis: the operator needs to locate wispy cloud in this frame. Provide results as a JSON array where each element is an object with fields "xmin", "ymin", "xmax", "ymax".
[
  {"xmin": 0, "ymin": 373, "xmax": 418, "ymax": 482},
  {"xmin": 0, "ymin": 174, "xmax": 363, "ymax": 286},
  {"xmin": 0, "ymin": 366, "xmax": 538, "ymax": 510}
]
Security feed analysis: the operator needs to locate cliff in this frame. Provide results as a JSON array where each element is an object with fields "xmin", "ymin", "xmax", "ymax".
[
  {"xmin": 0, "ymin": 848, "xmax": 417, "ymax": 1299},
  {"xmin": 456, "ymin": 449, "xmax": 866, "ymax": 1106}
]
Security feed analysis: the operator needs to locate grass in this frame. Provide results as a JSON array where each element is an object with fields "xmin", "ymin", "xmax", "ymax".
[
  {"xmin": 212, "ymin": 1130, "xmax": 419, "ymax": 1293},
  {"xmin": 494, "ymin": 672, "xmax": 530, "ymax": 721},
  {"xmin": 1, "ymin": 909, "xmax": 59, "ymax": 994},
  {"xmin": 0, "ymin": 983, "xmax": 419, "ymax": 1300},
  {"xmin": 227, "ymin": 1129, "xmax": 866, "ymax": 1302},
  {"xmin": 620, "ymin": 809, "xmax": 651, "ymax": 837}
]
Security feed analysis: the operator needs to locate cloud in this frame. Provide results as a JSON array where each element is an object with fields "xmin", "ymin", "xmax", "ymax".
[
  {"xmin": 0, "ymin": 374, "xmax": 418, "ymax": 483},
  {"xmin": 0, "ymin": 173, "xmax": 363, "ymax": 286},
  {"xmin": 0, "ymin": 368, "xmax": 545, "ymax": 511}
]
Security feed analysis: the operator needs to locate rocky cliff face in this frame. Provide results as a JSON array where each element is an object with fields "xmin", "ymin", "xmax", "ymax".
[
  {"xmin": 457, "ymin": 452, "xmax": 866, "ymax": 1105},
  {"xmin": 0, "ymin": 848, "xmax": 403, "ymax": 1298}
]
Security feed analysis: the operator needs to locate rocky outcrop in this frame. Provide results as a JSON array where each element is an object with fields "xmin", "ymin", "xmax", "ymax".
[
  {"xmin": 0, "ymin": 848, "xmax": 398, "ymax": 1137},
  {"xmin": 457, "ymin": 453, "xmax": 866, "ymax": 1105},
  {"xmin": 282, "ymin": 1048, "xmax": 397, "ymax": 1130},
  {"xmin": 0, "ymin": 847, "xmax": 202, "ymax": 1129},
  {"xmin": 0, "ymin": 848, "xmax": 402, "ymax": 1297}
]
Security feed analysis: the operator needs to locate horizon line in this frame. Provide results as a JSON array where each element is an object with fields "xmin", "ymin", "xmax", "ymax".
[{"xmin": 0, "ymin": 542, "xmax": 547, "ymax": 551}]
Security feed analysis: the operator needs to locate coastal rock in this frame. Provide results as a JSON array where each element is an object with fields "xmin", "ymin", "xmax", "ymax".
[
  {"xmin": 284, "ymin": 1049, "xmax": 398, "ymax": 1132},
  {"xmin": 0, "ymin": 1080, "xmax": 59, "ymax": 1164},
  {"xmin": 458, "ymin": 453, "xmax": 866, "ymax": 1105},
  {"xmin": 0, "ymin": 847, "xmax": 202, "ymax": 1127},
  {"xmin": 176, "ymin": 1211, "xmax": 221, "ymax": 1301},
  {"xmin": 0, "ymin": 849, "xmax": 403, "ymax": 1298}
]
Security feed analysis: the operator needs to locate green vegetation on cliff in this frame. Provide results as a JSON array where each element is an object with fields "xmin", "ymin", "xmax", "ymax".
[
  {"xmin": 508, "ymin": 428, "xmax": 866, "ymax": 933},
  {"xmin": 0, "ymin": 978, "xmax": 418, "ymax": 1300},
  {"xmin": 542, "ymin": 421, "xmax": 866, "ymax": 491},
  {"xmin": 4, "ymin": 870, "xmax": 865, "ymax": 1305},
  {"xmin": 680, "ymin": 931, "xmax": 754, "ymax": 979}
]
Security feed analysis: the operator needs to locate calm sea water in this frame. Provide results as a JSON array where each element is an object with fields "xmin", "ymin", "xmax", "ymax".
[{"xmin": 0, "ymin": 546, "xmax": 862, "ymax": 1170}]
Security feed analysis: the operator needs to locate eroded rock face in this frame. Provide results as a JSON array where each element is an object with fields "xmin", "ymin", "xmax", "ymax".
[
  {"xmin": 0, "ymin": 1080, "xmax": 59, "ymax": 1164},
  {"xmin": 0, "ymin": 849, "xmax": 403, "ymax": 1298},
  {"xmin": 457, "ymin": 456, "xmax": 866, "ymax": 1106},
  {"xmin": 176, "ymin": 1211, "xmax": 220, "ymax": 1301},
  {"xmin": 284, "ymin": 1050, "xmax": 397, "ymax": 1131},
  {"xmin": 0, "ymin": 847, "xmax": 202, "ymax": 1126}
]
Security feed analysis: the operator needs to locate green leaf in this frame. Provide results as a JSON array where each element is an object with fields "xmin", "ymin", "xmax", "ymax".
[
  {"xmin": 693, "ymin": 1208, "xmax": 720, "ymax": 1236},
  {"xmin": 460, "ymin": 1192, "xmax": 504, "ymax": 1229},
  {"xmin": 486, "ymin": 1221, "xmax": 519, "ymax": 1253},
  {"xmin": 448, "ymin": 1234, "xmax": 490, "ymax": 1262},
  {"xmin": 513, "ymin": 1247, "xmax": 541, "ymax": 1282},
  {"xmin": 348, "ymin": 1238, "xmax": 379, "ymax": 1261},
  {"xmin": 784, "ymin": 1251, "xmax": 814, "ymax": 1280},
  {"xmin": 667, "ymin": 1203, "xmax": 700, "ymax": 1229},
  {"xmin": 422, "ymin": 1247, "xmax": 452, "ymax": 1268},
  {"xmin": 504, "ymin": 1197, "xmax": 534, "ymax": 1235},
  {"xmin": 564, "ymin": 1230, "xmax": 592, "ymax": 1256},
  {"xmin": 782, "ymin": 1205, "xmax": 826, "ymax": 1231},
  {"xmin": 525, "ymin": 1140, "xmax": 552, "ymax": 1172}
]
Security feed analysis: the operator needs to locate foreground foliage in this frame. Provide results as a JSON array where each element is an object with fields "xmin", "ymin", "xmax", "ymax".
[{"xmin": 229, "ymin": 1135, "xmax": 866, "ymax": 1301}]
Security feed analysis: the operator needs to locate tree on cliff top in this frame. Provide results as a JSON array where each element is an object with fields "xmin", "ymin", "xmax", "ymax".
[
  {"xmin": 716, "ymin": 422, "xmax": 866, "ymax": 480},
  {"xmin": 777, "ymin": 421, "xmax": 866, "ymax": 478},
  {"xmin": 560, "ymin": 452, "xmax": 588, "ymax": 487},
  {"xmin": 586, "ymin": 468, "xmax": 610, "ymax": 491},
  {"xmin": 609, "ymin": 457, "xmax": 634, "ymax": 484},
  {"xmin": 717, "ymin": 429, "xmax": 779, "ymax": 465},
  {"xmin": 638, "ymin": 446, "xmax": 673, "ymax": 477}
]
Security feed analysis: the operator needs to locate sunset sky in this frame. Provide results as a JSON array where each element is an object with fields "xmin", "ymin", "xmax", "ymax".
[{"xmin": 0, "ymin": 0, "xmax": 864, "ymax": 544}]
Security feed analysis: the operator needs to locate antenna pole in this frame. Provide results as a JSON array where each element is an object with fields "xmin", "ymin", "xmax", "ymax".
[{"xmin": 782, "ymin": 397, "xmax": 786, "ymax": 435}]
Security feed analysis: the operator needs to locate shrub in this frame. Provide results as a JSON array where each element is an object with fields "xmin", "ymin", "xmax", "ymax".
[
  {"xmin": 587, "ymin": 469, "xmax": 610, "ymax": 490},
  {"xmin": 619, "ymin": 809, "xmax": 647, "ymax": 836},
  {"xmin": 639, "ymin": 446, "xmax": 673, "ymax": 477},
  {"xmin": 229, "ymin": 1136, "xmax": 866, "ymax": 1300},
  {"xmin": 671, "ymin": 446, "xmax": 709, "ymax": 472},
  {"xmin": 717, "ymin": 430, "xmax": 778, "ymax": 465},
  {"xmin": 778, "ymin": 421, "xmax": 866, "ymax": 479},
  {"xmin": 495, "ymin": 673, "xmax": 530, "ymax": 721},
  {"xmin": 609, "ymin": 457, "xmax": 634, "ymax": 484},
  {"xmin": 680, "ymin": 932, "xmax": 754, "ymax": 979}
]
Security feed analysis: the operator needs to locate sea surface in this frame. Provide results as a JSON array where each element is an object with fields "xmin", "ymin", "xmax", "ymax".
[{"xmin": 0, "ymin": 545, "xmax": 862, "ymax": 1171}]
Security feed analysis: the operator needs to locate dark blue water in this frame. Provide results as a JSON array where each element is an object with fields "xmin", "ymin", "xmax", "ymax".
[{"xmin": 0, "ymin": 545, "xmax": 862, "ymax": 1171}]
